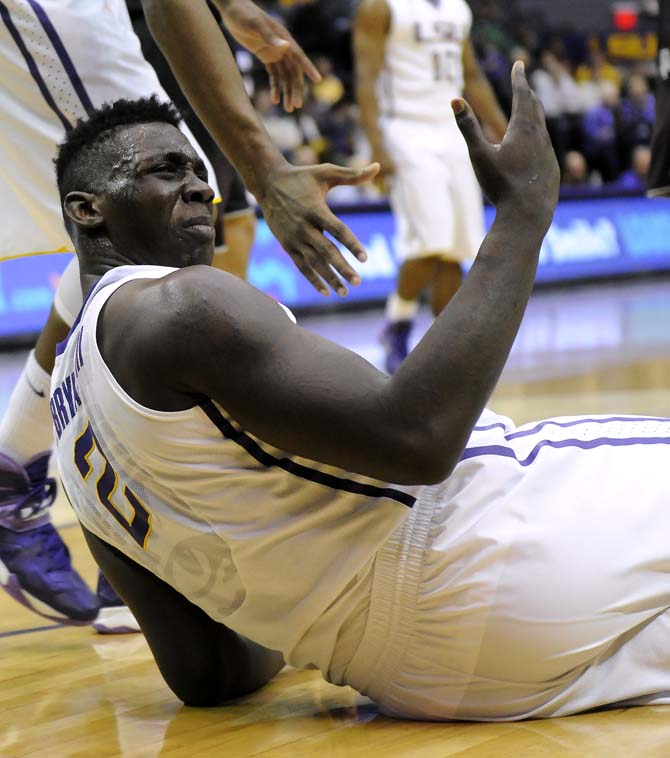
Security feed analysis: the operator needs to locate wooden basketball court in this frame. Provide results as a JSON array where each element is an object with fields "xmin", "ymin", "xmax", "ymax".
[{"xmin": 1, "ymin": 279, "xmax": 669, "ymax": 757}]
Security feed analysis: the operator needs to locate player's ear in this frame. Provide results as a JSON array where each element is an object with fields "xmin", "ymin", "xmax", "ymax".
[{"xmin": 63, "ymin": 191, "xmax": 104, "ymax": 230}]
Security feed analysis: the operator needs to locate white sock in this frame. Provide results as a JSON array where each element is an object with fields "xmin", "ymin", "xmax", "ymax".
[
  {"xmin": 385, "ymin": 292, "xmax": 419, "ymax": 322},
  {"xmin": 0, "ymin": 350, "xmax": 53, "ymax": 465}
]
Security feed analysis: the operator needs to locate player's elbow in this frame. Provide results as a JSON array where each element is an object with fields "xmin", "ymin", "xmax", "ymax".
[
  {"xmin": 393, "ymin": 424, "xmax": 465, "ymax": 485},
  {"xmin": 387, "ymin": 429, "xmax": 453, "ymax": 485}
]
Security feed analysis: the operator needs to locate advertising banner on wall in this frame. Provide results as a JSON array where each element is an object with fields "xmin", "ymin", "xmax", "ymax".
[{"xmin": 1, "ymin": 195, "xmax": 669, "ymax": 339}]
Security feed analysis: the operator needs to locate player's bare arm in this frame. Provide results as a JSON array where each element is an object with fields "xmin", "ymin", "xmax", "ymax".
[
  {"xmin": 462, "ymin": 39, "xmax": 508, "ymax": 143},
  {"xmin": 141, "ymin": 0, "xmax": 379, "ymax": 296},
  {"xmin": 82, "ymin": 528, "xmax": 284, "ymax": 705},
  {"xmin": 98, "ymin": 65, "xmax": 558, "ymax": 486},
  {"xmin": 354, "ymin": 0, "xmax": 395, "ymax": 180}
]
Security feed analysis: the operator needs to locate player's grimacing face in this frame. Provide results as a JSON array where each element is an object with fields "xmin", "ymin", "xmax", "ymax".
[{"xmin": 99, "ymin": 122, "xmax": 216, "ymax": 268}]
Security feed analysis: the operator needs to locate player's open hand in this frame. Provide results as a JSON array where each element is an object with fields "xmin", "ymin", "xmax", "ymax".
[
  {"xmin": 258, "ymin": 161, "xmax": 380, "ymax": 296},
  {"xmin": 219, "ymin": 0, "xmax": 320, "ymax": 112},
  {"xmin": 453, "ymin": 61, "xmax": 559, "ymax": 230}
]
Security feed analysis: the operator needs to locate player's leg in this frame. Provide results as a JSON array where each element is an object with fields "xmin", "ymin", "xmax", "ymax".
[
  {"xmin": 0, "ymin": 261, "xmax": 99, "ymax": 622},
  {"xmin": 211, "ymin": 168, "xmax": 256, "ymax": 279},
  {"xmin": 380, "ymin": 122, "xmax": 456, "ymax": 373},
  {"xmin": 81, "ymin": 526, "xmax": 285, "ymax": 706},
  {"xmin": 430, "ymin": 260, "xmax": 463, "ymax": 316},
  {"xmin": 0, "ymin": 0, "xmax": 187, "ymax": 626},
  {"xmin": 0, "ymin": 12, "xmax": 101, "ymax": 620},
  {"xmin": 428, "ymin": 147, "xmax": 486, "ymax": 319},
  {"xmin": 214, "ymin": 208, "xmax": 257, "ymax": 279}
]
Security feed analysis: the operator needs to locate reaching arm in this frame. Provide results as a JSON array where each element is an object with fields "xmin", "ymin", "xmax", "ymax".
[
  {"xmin": 108, "ymin": 65, "xmax": 558, "ymax": 486},
  {"xmin": 462, "ymin": 40, "xmax": 508, "ymax": 143},
  {"xmin": 140, "ymin": 0, "xmax": 379, "ymax": 296},
  {"xmin": 353, "ymin": 0, "xmax": 396, "ymax": 182}
]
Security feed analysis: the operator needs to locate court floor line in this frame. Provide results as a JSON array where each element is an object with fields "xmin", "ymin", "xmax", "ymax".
[{"xmin": 0, "ymin": 622, "xmax": 62, "ymax": 639}]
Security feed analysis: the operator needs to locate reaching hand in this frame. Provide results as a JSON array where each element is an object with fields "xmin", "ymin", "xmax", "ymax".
[
  {"xmin": 452, "ymin": 61, "xmax": 559, "ymax": 229},
  {"xmin": 258, "ymin": 162, "xmax": 380, "ymax": 296},
  {"xmin": 219, "ymin": 0, "xmax": 320, "ymax": 112}
]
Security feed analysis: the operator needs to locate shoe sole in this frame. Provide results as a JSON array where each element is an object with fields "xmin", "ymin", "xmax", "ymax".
[
  {"xmin": 0, "ymin": 558, "xmax": 94, "ymax": 625},
  {"xmin": 93, "ymin": 605, "xmax": 141, "ymax": 635}
]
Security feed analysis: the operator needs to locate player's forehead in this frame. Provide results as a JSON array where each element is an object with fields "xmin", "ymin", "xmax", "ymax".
[{"xmin": 114, "ymin": 121, "xmax": 201, "ymax": 167}]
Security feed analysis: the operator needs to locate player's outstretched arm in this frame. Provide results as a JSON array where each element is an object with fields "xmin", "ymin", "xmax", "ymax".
[
  {"xmin": 141, "ymin": 0, "xmax": 378, "ymax": 296},
  {"xmin": 108, "ymin": 65, "xmax": 558, "ymax": 487}
]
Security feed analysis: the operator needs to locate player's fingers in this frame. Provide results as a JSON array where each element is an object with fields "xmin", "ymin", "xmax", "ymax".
[
  {"xmin": 317, "ymin": 162, "xmax": 380, "ymax": 188},
  {"xmin": 452, "ymin": 98, "xmax": 490, "ymax": 159},
  {"xmin": 276, "ymin": 58, "xmax": 295, "ymax": 112},
  {"xmin": 318, "ymin": 211, "xmax": 368, "ymax": 263},
  {"xmin": 509, "ymin": 60, "xmax": 534, "ymax": 123},
  {"xmin": 268, "ymin": 63, "xmax": 281, "ymax": 105},
  {"xmin": 290, "ymin": 249, "xmax": 330, "ymax": 296},
  {"xmin": 308, "ymin": 230, "xmax": 361, "ymax": 288},
  {"xmin": 285, "ymin": 54, "xmax": 304, "ymax": 110},
  {"xmin": 303, "ymin": 238, "xmax": 352, "ymax": 296},
  {"xmin": 288, "ymin": 38, "xmax": 321, "ymax": 83}
]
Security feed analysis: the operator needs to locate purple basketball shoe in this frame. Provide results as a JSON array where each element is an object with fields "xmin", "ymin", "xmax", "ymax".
[
  {"xmin": 380, "ymin": 320, "xmax": 412, "ymax": 375},
  {"xmin": 0, "ymin": 451, "xmax": 99, "ymax": 624}
]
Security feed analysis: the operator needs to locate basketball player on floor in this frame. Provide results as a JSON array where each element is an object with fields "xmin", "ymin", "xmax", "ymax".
[
  {"xmin": 53, "ymin": 70, "xmax": 670, "ymax": 720},
  {"xmin": 354, "ymin": 0, "xmax": 508, "ymax": 373},
  {"xmin": 0, "ymin": 0, "xmax": 377, "ymax": 630}
]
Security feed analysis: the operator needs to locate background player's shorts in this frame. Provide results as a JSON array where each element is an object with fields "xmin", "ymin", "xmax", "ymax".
[
  {"xmin": 381, "ymin": 118, "xmax": 484, "ymax": 263},
  {"xmin": 0, "ymin": 0, "xmax": 220, "ymax": 261}
]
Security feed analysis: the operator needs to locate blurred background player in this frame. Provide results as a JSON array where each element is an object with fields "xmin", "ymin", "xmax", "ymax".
[
  {"xmin": 354, "ymin": 0, "xmax": 508, "ymax": 374},
  {"xmin": 0, "ymin": 0, "xmax": 376, "ymax": 630}
]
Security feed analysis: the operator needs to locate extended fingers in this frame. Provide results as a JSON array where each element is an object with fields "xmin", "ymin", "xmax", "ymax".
[
  {"xmin": 452, "ymin": 98, "xmax": 489, "ymax": 157},
  {"xmin": 320, "ymin": 212, "xmax": 368, "ymax": 264},
  {"xmin": 317, "ymin": 162, "xmax": 380, "ymax": 188},
  {"xmin": 510, "ymin": 60, "xmax": 537, "ymax": 123}
]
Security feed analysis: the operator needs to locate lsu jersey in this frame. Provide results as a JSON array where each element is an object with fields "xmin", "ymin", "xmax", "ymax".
[{"xmin": 377, "ymin": 0, "xmax": 473, "ymax": 123}]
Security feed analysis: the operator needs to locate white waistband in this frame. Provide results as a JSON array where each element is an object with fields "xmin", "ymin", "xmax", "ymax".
[{"xmin": 342, "ymin": 485, "xmax": 440, "ymax": 700}]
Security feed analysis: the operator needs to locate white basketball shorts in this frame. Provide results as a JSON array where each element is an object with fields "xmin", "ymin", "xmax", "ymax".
[
  {"xmin": 0, "ymin": 0, "xmax": 220, "ymax": 262},
  {"xmin": 381, "ymin": 117, "xmax": 484, "ymax": 263},
  {"xmin": 344, "ymin": 410, "xmax": 670, "ymax": 720}
]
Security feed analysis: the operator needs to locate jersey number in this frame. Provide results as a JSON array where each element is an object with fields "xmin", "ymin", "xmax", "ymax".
[
  {"xmin": 431, "ymin": 50, "xmax": 460, "ymax": 83},
  {"xmin": 74, "ymin": 421, "xmax": 152, "ymax": 549}
]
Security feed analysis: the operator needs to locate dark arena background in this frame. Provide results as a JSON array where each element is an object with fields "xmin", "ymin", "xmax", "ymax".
[{"xmin": 2, "ymin": 2, "xmax": 670, "ymax": 756}]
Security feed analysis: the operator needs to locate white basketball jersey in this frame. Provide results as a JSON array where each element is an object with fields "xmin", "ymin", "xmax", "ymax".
[
  {"xmin": 0, "ymin": 0, "xmax": 219, "ymax": 259},
  {"xmin": 378, "ymin": 0, "xmax": 473, "ymax": 123},
  {"xmin": 52, "ymin": 266, "xmax": 421, "ymax": 678}
]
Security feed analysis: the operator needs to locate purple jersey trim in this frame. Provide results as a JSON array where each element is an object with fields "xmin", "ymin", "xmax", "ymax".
[
  {"xmin": 27, "ymin": 0, "xmax": 94, "ymax": 115},
  {"xmin": 0, "ymin": 1, "xmax": 71, "ymax": 131},
  {"xmin": 461, "ymin": 435, "xmax": 670, "ymax": 467},
  {"xmin": 200, "ymin": 399, "xmax": 417, "ymax": 508},
  {"xmin": 55, "ymin": 286, "xmax": 97, "ymax": 357},
  {"xmin": 473, "ymin": 422, "xmax": 509, "ymax": 433}
]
